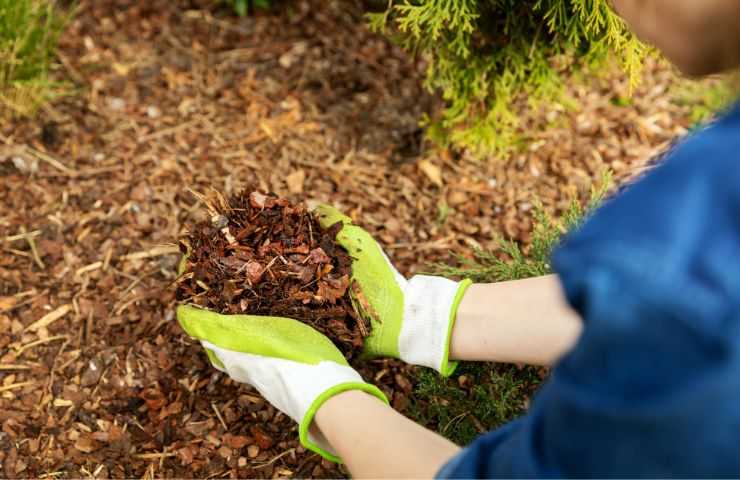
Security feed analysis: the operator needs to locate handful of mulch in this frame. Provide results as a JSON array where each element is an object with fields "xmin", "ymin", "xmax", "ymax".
[{"xmin": 175, "ymin": 189, "xmax": 370, "ymax": 359}]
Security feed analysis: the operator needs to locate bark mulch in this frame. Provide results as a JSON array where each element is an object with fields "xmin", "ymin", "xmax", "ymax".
[
  {"xmin": 176, "ymin": 190, "xmax": 368, "ymax": 357},
  {"xmin": 0, "ymin": 0, "xmax": 703, "ymax": 477}
]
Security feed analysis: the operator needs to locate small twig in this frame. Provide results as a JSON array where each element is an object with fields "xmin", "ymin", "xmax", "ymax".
[
  {"xmin": 254, "ymin": 448, "xmax": 296, "ymax": 469},
  {"xmin": 111, "ymin": 267, "xmax": 159, "ymax": 314},
  {"xmin": 3, "ymin": 247, "xmax": 31, "ymax": 258},
  {"xmin": 38, "ymin": 471, "xmax": 64, "ymax": 479},
  {"xmin": 138, "ymin": 119, "xmax": 200, "ymax": 143},
  {"xmin": 441, "ymin": 412, "xmax": 469, "ymax": 435},
  {"xmin": 2, "ymin": 229, "xmax": 41, "ymax": 242},
  {"xmin": 56, "ymin": 51, "xmax": 87, "ymax": 85},
  {"xmin": 114, "ymin": 294, "xmax": 150, "ymax": 316},
  {"xmin": 15, "ymin": 335, "xmax": 67, "ymax": 356},
  {"xmin": 211, "ymin": 402, "xmax": 228, "ymax": 431},
  {"xmin": 75, "ymin": 245, "xmax": 180, "ymax": 277},
  {"xmin": 2, "ymin": 290, "xmax": 44, "ymax": 313},
  {"xmin": 133, "ymin": 452, "xmax": 178, "ymax": 460},
  {"xmin": 121, "ymin": 245, "xmax": 180, "ymax": 261},
  {"xmin": 262, "ymin": 255, "xmax": 279, "ymax": 277},
  {"xmin": 25, "ymin": 146, "xmax": 76, "ymax": 174},
  {"xmin": 102, "ymin": 247, "xmax": 114, "ymax": 271},
  {"xmin": 0, "ymin": 381, "xmax": 35, "ymax": 393},
  {"xmin": 20, "ymin": 226, "xmax": 45, "ymax": 269},
  {"xmin": 37, "ymin": 164, "xmax": 124, "ymax": 179},
  {"xmin": 75, "ymin": 262, "xmax": 102, "ymax": 277},
  {"xmin": 206, "ymin": 469, "xmax": 228, "ymax": 480},
  {"xmin": 25, "ymin": 304, "xmax": 72, "ymax": 332},
  {"xmin": 0, "ymin": 364, "xmax": 31, "ymax": 371}
]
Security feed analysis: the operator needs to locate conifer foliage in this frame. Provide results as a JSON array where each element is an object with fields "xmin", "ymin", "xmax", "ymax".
[{"xmin": 368, "ymin": 1, "xmax": 646, "ymax": 156}]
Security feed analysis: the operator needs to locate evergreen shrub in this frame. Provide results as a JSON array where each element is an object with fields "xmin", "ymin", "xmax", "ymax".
[{"xmin": 368, "ymin": 1, "xmax": 646, "ymax": 156}]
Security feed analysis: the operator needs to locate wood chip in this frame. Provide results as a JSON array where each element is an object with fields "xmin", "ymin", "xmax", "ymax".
[
  {"xmin": 286, "ymin": 169, "xmax": 306, "ymax": 193},
  {"xmin": 25, "ymin": 304, "xmax": 72, "ymax": 332},
  {"xmin": 0, "ymin": 296, "xmax": 17, "ymax": 311}
]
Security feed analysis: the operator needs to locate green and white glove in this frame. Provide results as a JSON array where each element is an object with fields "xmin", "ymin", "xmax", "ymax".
[
  {"xmin": 176, "ymin": 305, "xmax": 388, "ymax": 463},
  {"xmin": 315, "ymin": 205, "xmax": 472, "ymax": 377}
]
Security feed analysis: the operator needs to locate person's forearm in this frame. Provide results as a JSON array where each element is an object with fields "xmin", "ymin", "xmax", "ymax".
[
  {"xmin": 314, "ymin": 390, "xmax": 460, "ymax": 478},
  {"xmin": 450, "ymin": 274, "xmax": 581, "ymax": 365}
]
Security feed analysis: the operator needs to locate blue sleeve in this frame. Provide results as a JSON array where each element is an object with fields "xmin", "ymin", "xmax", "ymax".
[{"xmin": 438, "ymin": 103, "xmax": 740, "ymax": 478}]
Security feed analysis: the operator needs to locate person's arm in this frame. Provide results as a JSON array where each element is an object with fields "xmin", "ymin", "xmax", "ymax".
[
  {"xmin": 314, "ymin": 390, "xmax": 460, "ymax": 479},
  {"xmin": 315, "ymin": 205, "xmax": 582, "ymax": 374},
  {"xmin": 450, "ymin": 274, "xmax": 582, "ymax": 366},
  {"xmin": 312, "ymin": 274, "xmax": 582, "ymax": 478}
]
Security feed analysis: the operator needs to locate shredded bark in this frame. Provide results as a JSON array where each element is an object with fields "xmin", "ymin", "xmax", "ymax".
[{"xmin": 175, "ymin": 190, "xmax": 369, "ymax": 358}]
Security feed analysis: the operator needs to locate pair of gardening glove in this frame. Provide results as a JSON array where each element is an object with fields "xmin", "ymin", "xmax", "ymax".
[{"xmin": 177, "ymin": 205, "xmax": 471, "ymax": 462}]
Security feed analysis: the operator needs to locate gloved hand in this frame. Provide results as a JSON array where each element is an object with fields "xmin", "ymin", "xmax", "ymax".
[
  {"xmin": 176, "ymin": 305, "xmax": 388, "ymax": 463},
  {"xmin": 315, "ymin": 205, "xmax": 472, "ymax": 377}
]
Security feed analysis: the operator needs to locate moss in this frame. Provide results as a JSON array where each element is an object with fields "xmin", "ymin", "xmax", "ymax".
[{"xmin": 409, "ymin": 363, "xmax": 543, "ymax": 445}]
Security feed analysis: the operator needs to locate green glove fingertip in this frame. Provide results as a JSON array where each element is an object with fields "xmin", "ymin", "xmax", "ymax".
[
  {"xmin": 314, "ymin": 204, "xmax": 352, "ymax": 230},
  {"xmin": 176, "ymin": 304, "xmax": 205, "ymax": 337}
]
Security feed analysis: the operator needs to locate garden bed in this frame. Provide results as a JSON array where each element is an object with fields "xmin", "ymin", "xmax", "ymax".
[{"xmin": 0, "ymin": 0, "xmax": 697, "ymax": 477}]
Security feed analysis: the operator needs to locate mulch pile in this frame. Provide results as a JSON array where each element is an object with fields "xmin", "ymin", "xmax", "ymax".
[{"xmin": 176, "ymin": 190, "xmax": 368, "ymax": 357}]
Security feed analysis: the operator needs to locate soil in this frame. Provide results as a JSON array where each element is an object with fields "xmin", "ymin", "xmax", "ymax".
[
  {"xmin": 175, "ymin": 190, "xmax": 368, "ymax": 357},
  {"xmin": 0, "ymin": 0, "xmax": 702, "ymax": 477}
]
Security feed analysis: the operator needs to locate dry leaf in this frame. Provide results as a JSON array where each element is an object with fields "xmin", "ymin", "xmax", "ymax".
[
  {"xmin": 0, "ymin": 297, "xmax": 16, "ymax": 312},
  {"xmin": 306, "ymin": 248, "xmax": 331, "ymax": 264},
  {"xmin": 286, "ymin": 169, "xmax": 306, "ymax": 194},
  {"xmin": 418, "ymin": 159, "xmax": 443, "ymax": 187}
]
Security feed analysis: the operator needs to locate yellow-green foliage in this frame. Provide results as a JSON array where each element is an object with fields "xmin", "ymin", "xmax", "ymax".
[
  {"xmin": 369, "ymin": 1, "xmax": 646, "ymax": 157},
  {"xmin": 431, "ymin": 170, "xmax": 611, "ymax": 281},
  {"xmin": 0, "ymin": 0, "xmax": 70, "ymax": 117}
]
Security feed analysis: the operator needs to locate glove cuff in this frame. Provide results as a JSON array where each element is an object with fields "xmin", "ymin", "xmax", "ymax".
[{"xmin": 400, "ymin": 276, "xmax": 472, "ymax": 376}]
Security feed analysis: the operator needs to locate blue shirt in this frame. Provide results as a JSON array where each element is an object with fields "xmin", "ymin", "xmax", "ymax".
[{"xmin": 439, "ymin": 102, "xmax": 740, "ymax": 478}]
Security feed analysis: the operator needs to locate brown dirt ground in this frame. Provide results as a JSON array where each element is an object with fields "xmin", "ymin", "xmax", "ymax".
[{"xmin": 0, "ymin": 0, "xmax": 703, "ymax": 477}]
